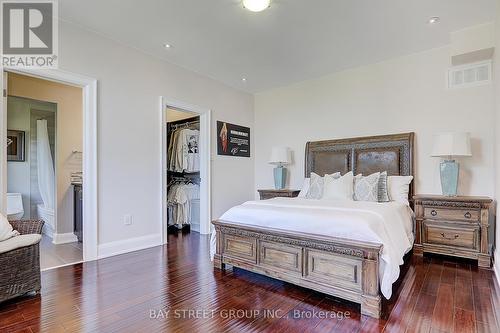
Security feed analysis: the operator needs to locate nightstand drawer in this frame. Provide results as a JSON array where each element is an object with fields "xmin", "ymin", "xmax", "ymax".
[
  {"xmin": 258, "ymin": 189, "xmax": 300, "ymax": 200},
  {"xmin": 423, "ymin": 207, "xmax": 479, "ymax": 221},
  {"xmin": 260, "ymin": 192, "xmax": 283, "ymax": 200},
  {"xmin": 423, "ymin": 222, "xmax": 479, "ymax": 250}
]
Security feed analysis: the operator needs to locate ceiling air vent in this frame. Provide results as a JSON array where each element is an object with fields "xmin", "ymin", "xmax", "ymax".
[{"xmin": 448, "ymin": 61, "xmax": 491, "ymax": 89}]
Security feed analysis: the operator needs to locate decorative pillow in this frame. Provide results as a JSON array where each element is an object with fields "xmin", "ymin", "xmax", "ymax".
[
  {"xmin": 322, "ymin": 171, "xmax": 354, "ymax": 201},
  {"xmin": 298, "ymin": 178, "xmax": 310, "ymax": 198},
  {"xmin": 387, "ymin": 176, "xmax": 414, "ymax": 206},
  {"xmin": 305, "ymin": 172, "xmax": 340, "ymax": 199},
  {"xmin": 353, "ymin": 172, "xmax": 381, "ymax": 202},
  {"xmin": 305, "ymin": 173, "xmax": 323, "ymax": 199},
  {"xmin": 0, "ymin": 213, "xmax": 19, "ymax": 242},
  {"xmin": 378, "ymin": 171, "xmax": 390, "ymax": 202}
]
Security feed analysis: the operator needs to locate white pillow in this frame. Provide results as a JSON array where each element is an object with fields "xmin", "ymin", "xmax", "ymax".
[
  {"xmin": 298, "ymin": 178, "xmax": 310, "ymax": 198},
  {"xmin": 353, "ymin": 172, "xmax": 381, "ymax": 202},
  {"xmin": 387, "ymin": 176, "xmax": 414, "ymax": 206},
  {"xmin": 305, "ymin": 172, "xmax": 341, "ymax": 199},
  {"xmin": 0, "ymin": 213, "xmax": 19, "ymax": 242},
  {"xmin": 322, "ymin": 171, "xmax": 354, "ymax": 201}
]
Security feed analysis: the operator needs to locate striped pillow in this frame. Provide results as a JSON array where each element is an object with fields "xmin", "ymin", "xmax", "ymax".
[{"xmin": 378, "ymin": 171, "xmax": 390, "ymax": 202}]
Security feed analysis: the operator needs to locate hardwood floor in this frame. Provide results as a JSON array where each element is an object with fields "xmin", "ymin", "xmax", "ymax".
[{"xmin": 0, "ymin": 232, "xmax": 499, "ymax": 333}]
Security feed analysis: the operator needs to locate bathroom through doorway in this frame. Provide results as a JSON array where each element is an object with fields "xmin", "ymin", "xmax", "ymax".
[{"xmin": 5, "ymin": 72, "xmax": 84, "ymax": 270}]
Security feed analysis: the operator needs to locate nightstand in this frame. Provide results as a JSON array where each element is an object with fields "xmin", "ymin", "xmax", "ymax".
[
  {"xmin": 413, "ymin": 195, "xmax": 493, "ymax": 268},
  {"xmin": 258, "ymin": 189, "xmax": 300, "ymax": 200}
]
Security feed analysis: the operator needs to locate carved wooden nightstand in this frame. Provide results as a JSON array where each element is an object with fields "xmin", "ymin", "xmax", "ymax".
[
  {"xmin": 257, "ymin": 189, "xmax": 300, "ymax": 200},
  {"xmin": 413, "ymin": 195, "xmax": 493, "ymax": 268}
]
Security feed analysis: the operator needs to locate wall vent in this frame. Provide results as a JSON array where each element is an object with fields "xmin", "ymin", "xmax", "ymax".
[{"xmin": 448, "ymin": 61, "xmax": 491, "ymax": 89}]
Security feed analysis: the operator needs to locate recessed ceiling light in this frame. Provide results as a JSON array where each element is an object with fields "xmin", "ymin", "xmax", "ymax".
[
  {"xmin": 428, "ymin": 16, "xmax": 440, "ymax": 25},
  {"xmin": 242, "ymin": 77, "xmax": 247, "ymax": 82},
  {"xmin": 243, "ymin": 0, "xmax": 270, "ymax": 12},
  {"xmin": 163, "ymin": 43, "xmax": 172, "ymax": 49}
]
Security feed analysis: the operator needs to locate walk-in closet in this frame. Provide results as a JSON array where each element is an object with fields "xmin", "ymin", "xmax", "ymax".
[{"xmin": 166, "ymin": 108, "xmax": 201, "ymax": 234}]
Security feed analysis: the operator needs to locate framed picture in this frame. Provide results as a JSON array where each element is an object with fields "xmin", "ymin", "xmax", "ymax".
[
  {"xmin": 217, "ymin": 121, "xmax": 250, "ymax": 157},
  {"xmin": 7, "ymin": 130, "xmax": 25, "ymax": 162}
]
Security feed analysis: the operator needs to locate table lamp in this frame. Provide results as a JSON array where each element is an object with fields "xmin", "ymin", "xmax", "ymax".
[
  {"xmin": 431, "ymin": 132, "xmax": 472, "ymax": 196},
  {"xmin": 269, "ymin": 146, "xmax": 291, "ymax": 190}
]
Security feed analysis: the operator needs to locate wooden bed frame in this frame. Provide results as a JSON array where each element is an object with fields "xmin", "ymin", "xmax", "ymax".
[{"xmin": 212, "ymin": 132, "xmax": 415, "ymax": 318}]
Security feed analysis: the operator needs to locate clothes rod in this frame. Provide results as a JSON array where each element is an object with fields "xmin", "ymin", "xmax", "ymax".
[{"xmin": 170, "ymin": 120, "xmax": 199, "ymax": 129}]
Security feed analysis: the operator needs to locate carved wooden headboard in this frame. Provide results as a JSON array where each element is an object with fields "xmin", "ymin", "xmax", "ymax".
[{"xmin": 305, "ymin": 132, "xmax": 415, "ymax": 201}]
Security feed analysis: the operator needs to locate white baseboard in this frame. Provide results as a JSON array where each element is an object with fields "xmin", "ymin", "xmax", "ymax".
[
  {"xmin": 42, "ymin": 224, "xmax": 54, "ymax": 239},
  {"xmin": 191, "ymin": 223, "xmax": 200, "ymax": 233},
  {"xmin": 98, "ymin": 234, "xmax": 162, "ymax": 259},
  {"xmin": 52, "ymin": 232, "xmax": 78, "ymax": 244},
  {"xmin": 494, "ymin": 256, "xmax": 500, "ymax": 288}
]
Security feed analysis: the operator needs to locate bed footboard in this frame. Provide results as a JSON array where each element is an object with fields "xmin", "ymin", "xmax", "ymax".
[{"xmin": 212, "ymin": 220, "xmax": 383, "ymax": 318}]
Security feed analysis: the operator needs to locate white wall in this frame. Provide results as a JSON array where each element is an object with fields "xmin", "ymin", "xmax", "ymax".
[
  {"xmin": 57, "ymin": 21, "xmax": 254, "ymax": 247},
  {"xmin": 254, "ymin": 45, "xmax": 495, "ymax": 198},
  {"xmin": 6, "ymin": 103, "xmax": 30, "ymax": 218},
  {"xmin": 493, "ymin": 0, "xmax": 500, "ymax": 282}
]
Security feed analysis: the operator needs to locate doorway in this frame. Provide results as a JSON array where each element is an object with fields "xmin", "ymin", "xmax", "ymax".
[
  {"xmin": 160, "ymin": 98, "xmax": 211, "ymax": 244},
  {"xmin": 5, "ymin": 73, "xmax": 83, "ymax": 270},
  {"xmin": 0, "ymin": 69, "xmax": 98, "ymax": 262}
]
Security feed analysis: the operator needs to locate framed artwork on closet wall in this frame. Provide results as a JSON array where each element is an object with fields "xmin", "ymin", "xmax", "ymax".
[
  {"xmin": 216, "ymin": 121, "xmax": 250, "ymax": 157},
  {"xmin": 7, "ymin": 130, "xmax": 25, "ymax": 162}
]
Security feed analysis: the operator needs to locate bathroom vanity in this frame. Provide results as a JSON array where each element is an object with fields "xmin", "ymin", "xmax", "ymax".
[{"xmin": 73, "ymin": 183, "xmax": 83, "ymax": 243}]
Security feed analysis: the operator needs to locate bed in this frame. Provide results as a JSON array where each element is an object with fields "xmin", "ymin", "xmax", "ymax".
[{"xmin": 212, "ymin": 133, "xmax": 415, "ymax": 318}]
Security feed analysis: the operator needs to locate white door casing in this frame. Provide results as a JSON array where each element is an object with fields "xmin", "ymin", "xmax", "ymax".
[
  {"xmin": 160, "ymin": 97, "xmax": 212, "ymax": 244},
  {"xmin": 0, "ymin": 69, "xmax": 98, "ymax": 261}
]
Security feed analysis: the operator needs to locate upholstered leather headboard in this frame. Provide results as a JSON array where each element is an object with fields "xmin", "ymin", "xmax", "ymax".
[{"xmin": 305, "ymin": 132, "xmax": 415, "ymax": 201}]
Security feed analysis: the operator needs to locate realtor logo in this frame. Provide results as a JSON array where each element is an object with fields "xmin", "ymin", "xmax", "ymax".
[{"xmin": 1, "ymin": 0, "xmax": 58, "ymax": 68}]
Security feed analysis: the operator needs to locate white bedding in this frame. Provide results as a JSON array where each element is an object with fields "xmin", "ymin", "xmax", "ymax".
[{"xmin": 211, "ymin": 197, "xmax": 414, "ymax": 299}]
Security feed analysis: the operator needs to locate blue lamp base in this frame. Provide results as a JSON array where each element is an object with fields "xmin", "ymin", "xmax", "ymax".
[
  {"xmin": 440, "ymin": 160, "xmax": 459, "ymax": 196},
  {"xmin": 273, "ymin": 166, "xmax": 286, "ymax": 190}
]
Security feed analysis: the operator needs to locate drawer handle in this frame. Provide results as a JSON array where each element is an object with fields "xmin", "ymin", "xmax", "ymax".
[
  {"xmin": 430, "ymin": 210, "xmax": 437, "ymax": 216},
  {"xmin": 464, "ymin": 212, "xmax": 471, "ymax": 219},
  {"xmin": 440, "ymin": 233, "xmax": 459, "ymax": 240}
]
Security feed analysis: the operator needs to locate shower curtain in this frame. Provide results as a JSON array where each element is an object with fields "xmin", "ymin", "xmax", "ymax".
[{"xmin": 37, "ymin": 119, "xmax": 55, "ymax": 210}]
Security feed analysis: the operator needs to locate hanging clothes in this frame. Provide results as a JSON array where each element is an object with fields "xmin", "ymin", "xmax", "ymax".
[
  {"xmin": 168, "ymin": 128, "xmax": 200, "ymax": 173},
  {"xmin": 167, "ymin": 182, "xmax": 200, "ymax": 228}
]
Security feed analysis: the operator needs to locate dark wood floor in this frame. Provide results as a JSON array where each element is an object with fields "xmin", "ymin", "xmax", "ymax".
[{"xmin": 1, "ymin": 232, "xmax": 499, "ymax": 333}]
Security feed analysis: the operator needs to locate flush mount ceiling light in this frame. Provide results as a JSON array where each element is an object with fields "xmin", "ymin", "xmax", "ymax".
[
  {"xmin": 428, "ymin": 16, "xmax": 440, "ymax": 24},
  {"xmin": 242, "ymin": 77, "xmax": 247, "ymax": 82},
  {"xmin": 243, "ymin": 0, "xmax": 270, "ymax": 12},
  {"xmin": 163, "ymin": 43, "xmax": 172, "ymax": 49}
]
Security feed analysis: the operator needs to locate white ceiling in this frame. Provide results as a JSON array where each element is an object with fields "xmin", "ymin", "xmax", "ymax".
[{"xmin": 59, "ymin": 0, "xmax": 496, "ymax": 93}]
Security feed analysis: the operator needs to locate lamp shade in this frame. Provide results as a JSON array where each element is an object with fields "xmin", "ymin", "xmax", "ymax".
[
  {"xmin": 269, "ymin": 146, "xmax": 291, "ymax": 165},
  {"xmin": 431, "ymin": 132, "xmax": 472, "ymax": 157}
]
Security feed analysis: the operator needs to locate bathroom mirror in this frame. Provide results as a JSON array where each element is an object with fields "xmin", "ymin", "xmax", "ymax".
[{"xmin": 7, "ymin": 130, "xmax": 25, "ymax": 162}]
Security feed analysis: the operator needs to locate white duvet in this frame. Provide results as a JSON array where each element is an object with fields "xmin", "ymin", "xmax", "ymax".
[{"xmin": 211, "ymin": 197, "xmax": 414, "ymax": 299}]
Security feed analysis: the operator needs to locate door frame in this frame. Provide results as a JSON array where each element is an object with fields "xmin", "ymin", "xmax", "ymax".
[
  {"xmin": 160, "ymin": 97, "xmax": 212, "ymax": 243},
  {"xmin": 0, "ymin": 69, "xmax": 98, "ymax": 261}
]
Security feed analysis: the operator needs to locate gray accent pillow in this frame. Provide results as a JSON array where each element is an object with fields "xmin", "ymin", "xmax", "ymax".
[
  {"xmin": 353, "ymin": 172, "xmax": 381, "ymax": 202},
  {"xmin": 378, "ymin": 171, "xmax": 390, "ymax": 202}
]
